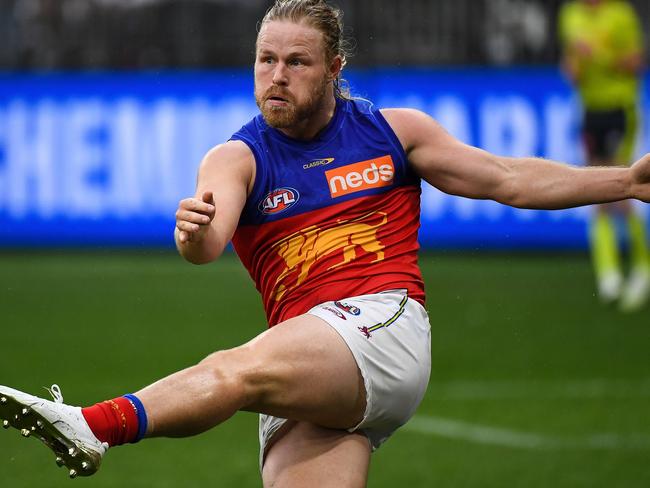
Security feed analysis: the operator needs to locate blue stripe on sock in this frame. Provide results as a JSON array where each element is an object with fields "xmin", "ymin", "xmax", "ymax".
[{"xmin": 123, "ymin": 394, "xmax": 148, "ymax": 443}]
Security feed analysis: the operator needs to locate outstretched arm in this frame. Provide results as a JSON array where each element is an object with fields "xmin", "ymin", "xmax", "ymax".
[
  {"xmin": 382, "ymin": 108, "xmax": 649, "ymax": 209},
  {"xmin": 175, "ymin": 140, "xmax": 255, "ymax": 264}
]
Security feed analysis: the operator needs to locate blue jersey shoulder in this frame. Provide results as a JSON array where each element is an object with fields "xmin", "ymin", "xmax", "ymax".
[{"xmin": 230, "ymin": 97, "xmax": 416, "ymax": 226}]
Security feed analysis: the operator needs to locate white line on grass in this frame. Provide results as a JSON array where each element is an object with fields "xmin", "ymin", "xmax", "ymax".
[
  {"xmin": 430, "ymin": 379, "xmax": 650, "ymax": 400},
  {"xmin": 405, "ymin": 416, "xmax": 650, "ymax": 450}
]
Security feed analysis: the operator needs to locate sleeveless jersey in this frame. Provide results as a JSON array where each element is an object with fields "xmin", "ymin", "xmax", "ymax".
[{"xmin": 230, "ymin": 98, "xmax": 425, "ymax": 326}]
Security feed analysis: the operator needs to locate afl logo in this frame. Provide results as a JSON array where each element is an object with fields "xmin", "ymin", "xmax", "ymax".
[{"xmin": 259, "ymin": 188, "xmax": 300, "ymax": 215}]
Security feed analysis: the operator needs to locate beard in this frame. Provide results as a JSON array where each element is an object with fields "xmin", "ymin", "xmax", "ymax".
[{"xmin": 255, "ymin": 78, "xmax": 328, "ymax": 129}]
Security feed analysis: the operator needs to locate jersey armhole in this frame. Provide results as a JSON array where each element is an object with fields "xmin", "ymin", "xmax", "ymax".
[
  {"xmin": 229, "ymin": 134, "xmax": 266, "ymax": 211},
  {"xmin": 372, "ymin": 108, "xmax": 418, "ymax": 182}
]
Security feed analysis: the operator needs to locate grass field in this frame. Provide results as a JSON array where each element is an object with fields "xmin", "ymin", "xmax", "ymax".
[{"xmin": 1, "ymin": 251, "xmax": 649, "ymax": 487}]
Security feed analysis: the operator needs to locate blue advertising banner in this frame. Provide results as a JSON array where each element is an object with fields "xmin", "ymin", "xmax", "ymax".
[{"xmin": 0, "ymin": 69, "xmax": 647, "ymax": 248}]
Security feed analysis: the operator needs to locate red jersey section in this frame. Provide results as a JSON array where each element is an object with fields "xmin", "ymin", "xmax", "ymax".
[{"xmin": 232, "ymin": 185, "xmax": 425, "ymax": 326}]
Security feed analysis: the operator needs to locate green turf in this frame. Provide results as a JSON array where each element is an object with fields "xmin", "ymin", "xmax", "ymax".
[{"xmin": 0, "ymin": 251, "xmax": 649, "ymax": 487}]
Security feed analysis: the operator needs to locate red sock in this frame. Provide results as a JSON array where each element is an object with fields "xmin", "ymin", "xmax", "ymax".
[{"xmin": 81, "ymin": 397, "xmax": 140, "ymax": 447}]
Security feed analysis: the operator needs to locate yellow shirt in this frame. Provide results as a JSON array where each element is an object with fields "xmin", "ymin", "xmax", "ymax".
[{"xmin": 558, "ymin": 0, "xmax": 642, "ymax": 110}]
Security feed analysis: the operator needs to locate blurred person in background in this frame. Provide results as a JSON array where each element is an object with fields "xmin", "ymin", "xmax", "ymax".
[
  {"xmin": 558, "ymin": 0, "xmax": 650, "ymax": 311},
  {"xmin": 2, "ymin": 1, "xmax": 650, "ymax": 486}
]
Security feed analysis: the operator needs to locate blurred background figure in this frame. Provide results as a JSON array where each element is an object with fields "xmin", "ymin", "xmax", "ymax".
[
  {"xmin": 0, "ymin": 0, "xmax": 570, "ymax": 69},
  {"xmin": 483, "ymin": 0, "xmax": 550, "ymax": 65},
  {"xmin": 558, "ymin": 0, "xmax": 650, "ymax": 311}
]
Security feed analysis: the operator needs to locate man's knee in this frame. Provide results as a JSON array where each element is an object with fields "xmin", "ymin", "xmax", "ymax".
[{"xmin": 198, "ymin": 345, "xmax": 274, "ymax": 408}]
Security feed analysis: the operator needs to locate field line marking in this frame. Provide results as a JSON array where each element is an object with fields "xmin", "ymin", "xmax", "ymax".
[
  {"xmin": 429, "ymin": 378, "xmax": 650, "ymax": 399},
  {"xmin": 404, "ymin": 415, "xmax": 650, "ymax": 450}
]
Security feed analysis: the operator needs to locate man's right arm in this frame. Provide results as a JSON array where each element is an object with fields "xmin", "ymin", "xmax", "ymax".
[
  {"xmin": 174, "ymin": 140, "xmax": 255, "ymax": 264},
  {"xmin": 614, "ymin": 3, "xmax": 644, "ymax": 76},
  {"xmin": 383, "ymin": 108, "xmax": 650, "ymax": 209},
  {"xmin": 556, "ymin": 3, "xmax": 593, "ymax": 83}
]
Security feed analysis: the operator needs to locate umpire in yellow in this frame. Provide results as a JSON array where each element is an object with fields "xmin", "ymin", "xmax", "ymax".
[{"xmin": 558, "ymin": 0, "xmax": 650, "ymax": 311}]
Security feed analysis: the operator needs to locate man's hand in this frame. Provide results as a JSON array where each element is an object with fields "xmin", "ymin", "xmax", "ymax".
[
  {"xmin": 571, "ymin": 39, "xmax": 593, "ymax": 59},
  {"xmin": 631, "ymin": 154, "xmax": 650, "ymax": 202},
  {"xmin": 175, "ymin": 191, "xmax": 216, "ymax": 244}
]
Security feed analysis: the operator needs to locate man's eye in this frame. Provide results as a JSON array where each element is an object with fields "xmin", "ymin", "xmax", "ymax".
[{"xmin": 289, "ymin": 59, "xmax": 303, "ymax": 66}]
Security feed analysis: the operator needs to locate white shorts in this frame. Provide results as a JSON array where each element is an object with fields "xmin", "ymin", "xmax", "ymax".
[{"xmin": 259, "ymin": 289, "xmax": 431, "ymax": 469}]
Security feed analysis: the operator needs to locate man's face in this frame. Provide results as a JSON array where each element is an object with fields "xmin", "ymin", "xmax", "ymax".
[{"xmin": 254, "ymin": 20, "xmax": 331, "ymax": 129}]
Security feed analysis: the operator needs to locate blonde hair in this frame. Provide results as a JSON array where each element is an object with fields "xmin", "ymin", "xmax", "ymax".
[{"xmin": 259, "ymin": 0, "xmax": 353, "ymax": 99}]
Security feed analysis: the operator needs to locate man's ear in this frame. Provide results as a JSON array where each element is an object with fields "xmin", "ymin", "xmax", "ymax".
[{"xmin": 328, "ymin": 55, "xmax": 343, "ymax": 82}]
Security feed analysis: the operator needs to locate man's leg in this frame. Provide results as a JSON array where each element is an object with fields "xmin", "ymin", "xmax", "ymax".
[
  {"xmin": 589, "ymin": 198, "xmax": 650, "ymax": 311},
  {"xmin": 620, "ymin": 209, "xmax": 650, "ymax": 311},
  {"xmin": 586, "ymin": 146, "xmax": 624, "ymax": 303},
  {"xmin": 262, "ymin": 421, "xmax": 370, "ymax": 488},
  {"xmin": 615, "ymin": 106, "xmax": 650, "ymax": 311},
  {"xmin": 135, "ymin": 314, "xmax": 366, "ymax": 438},
  {"xmin": 1, "ymin": 314, "xmax": 366, "ymax": 477},
  {"xmin": 590, "ymin": 206, "xmax": 622, "ymax": 303}
]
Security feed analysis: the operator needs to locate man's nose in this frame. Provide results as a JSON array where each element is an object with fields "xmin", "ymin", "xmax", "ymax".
[{"xmin": 272, "ymin": 62, "xmax": 288, "ymax": 85}]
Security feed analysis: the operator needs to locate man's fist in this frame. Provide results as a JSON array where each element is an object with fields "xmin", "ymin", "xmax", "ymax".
[
  {"xmin": 631, "ymin": 154, "xmax": 650, "ymax": 203},
  {"xmin": 175, "ymin": 191, "xmax": 216, "ymax": 243}
]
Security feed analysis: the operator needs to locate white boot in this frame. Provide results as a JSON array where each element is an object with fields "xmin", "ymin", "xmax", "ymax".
[
  {"xmin": 620, "ymin": 269, "xmax": 650, "ymax": 313},
  {"xmin": 0, "ymin": 384, "xmax": 108, "ymax": 478},
  {"xmin": 597, "ymin": 272, "xmax": 623, "ymax": 304}
]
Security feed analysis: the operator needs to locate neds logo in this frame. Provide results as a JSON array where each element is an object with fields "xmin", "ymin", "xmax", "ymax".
[
  {"xmin": 325, "ymin": 155, "xmax": 395, "ymax": 198},
  {"xmin": 259, "ymin": 188, "xmax": 299, "ymax": 215}
]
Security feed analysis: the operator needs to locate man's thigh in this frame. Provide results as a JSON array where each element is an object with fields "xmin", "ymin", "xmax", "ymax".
[
  {"xmin": 241, "ymin": 314, "xmax": 366, "ymax": 429},
  {"xmin": 262, "ymin": 421, "xmax": 370, "ymax": 488}
]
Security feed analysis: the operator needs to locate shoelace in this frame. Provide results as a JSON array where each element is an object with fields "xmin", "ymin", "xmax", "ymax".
[{"xmin": 44, "ymin": 384, "xmax": 64, "ymax": 404}]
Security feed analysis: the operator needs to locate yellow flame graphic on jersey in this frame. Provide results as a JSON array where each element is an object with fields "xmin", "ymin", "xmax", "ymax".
[{"xmin": 271, "ymin": 211, "xmax": 388, "ymax": 302}]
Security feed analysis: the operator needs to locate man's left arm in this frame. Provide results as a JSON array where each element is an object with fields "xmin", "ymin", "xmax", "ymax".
[
  {"xmin": 382, "ymin": 108, "xmax": 650, "ymax": 209},
  {"xmin": 614, "ymin": 3, "xmax": 644, "ymax": 75}
]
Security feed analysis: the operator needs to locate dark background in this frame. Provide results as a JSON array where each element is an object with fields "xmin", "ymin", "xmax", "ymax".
[{"xmin": 2, "ymin": 0, "xmax": 649, "ymax": 71}]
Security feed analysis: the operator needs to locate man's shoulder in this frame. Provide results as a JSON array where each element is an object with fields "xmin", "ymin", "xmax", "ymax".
[
  {"xmin": 202, "ymin": 140, "xmax": 255, "ymax": 169},
  {"xmin": 379, "ymin": 107, "xmax": 427, "ymax": 124},
  {"xmin": 198, "ymin": 140, "xmax": 256, "ymax": 194},
  {"xmin": 600, "ymin": 1, "xmax": 641, "ymax": 38},
  {"xmin": 379, "ymin": 108, "xmax": 441, "ymax": 155},
  {"xmin": 558, "ymin": 0, "xmax": 580, "ymax": 15},
  {"xmin": 606, "ymin": 0, "xmax": 639, "ymax": 20}
]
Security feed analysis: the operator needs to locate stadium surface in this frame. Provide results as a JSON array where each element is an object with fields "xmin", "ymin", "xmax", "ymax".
[{"xmin": 1, "ymin": 251, "xmax": 648, "ymax": 487}]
